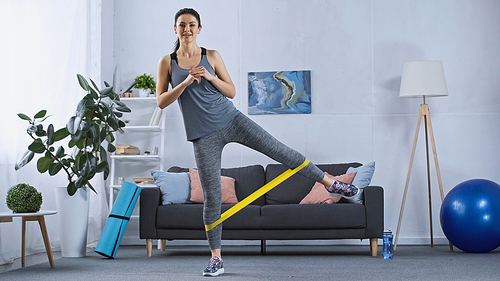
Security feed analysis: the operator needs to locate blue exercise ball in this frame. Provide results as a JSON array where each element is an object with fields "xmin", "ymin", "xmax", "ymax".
[{"xmin": 440, "ymin": 179, "xmax": 500, "ymax": 253}]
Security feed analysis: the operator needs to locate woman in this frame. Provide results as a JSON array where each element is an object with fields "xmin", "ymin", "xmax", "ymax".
[{"xmin": 156, "ymin": 8, "xmax": 359, "ymax": 277}]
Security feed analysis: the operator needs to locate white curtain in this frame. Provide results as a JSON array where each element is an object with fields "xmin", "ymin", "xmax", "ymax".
[{"xmin": 0, "ymin": 0, "xmax": 105, "ymax": 264}]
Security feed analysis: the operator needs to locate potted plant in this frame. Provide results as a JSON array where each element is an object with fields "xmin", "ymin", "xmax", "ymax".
[
  {"xmin": 134, "ymin": 73, "xmax": 156, "ymax": 97},
  {"xmin": 6, "ymin": 183, "xmax": 43, "ymax": 213},
  {"xmin": 14, "ymin": 74, "xmax": 134, "ymax": 257},
  {"xmin": 15, "ymin": 74, "xmax": 133, "ymax": 195}
]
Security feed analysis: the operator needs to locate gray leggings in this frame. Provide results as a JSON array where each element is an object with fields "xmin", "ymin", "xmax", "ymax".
[{"xmin": 192, "ymin": 112, "xmax": 325, "ymax": 250}]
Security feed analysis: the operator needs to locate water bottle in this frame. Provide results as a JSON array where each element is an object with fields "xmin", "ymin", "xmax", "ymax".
[{"xmin": 382, "ymin": 229, "xmax": 394, "ymax": 260}]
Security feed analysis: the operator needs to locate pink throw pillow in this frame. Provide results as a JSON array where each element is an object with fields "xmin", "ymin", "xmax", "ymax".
[
  {"xmin": 299, "ymin": 172, "xmax": 357, "ymax": 204},
  {"xmin": 189, "ymin": 169, "xmax": 239, "ymax": 204}
]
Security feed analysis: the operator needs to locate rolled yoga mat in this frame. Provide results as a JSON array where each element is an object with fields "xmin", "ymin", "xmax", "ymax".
[{"xmin": 95, "ymin": 181, "xmax": 142, "ymax": 258}]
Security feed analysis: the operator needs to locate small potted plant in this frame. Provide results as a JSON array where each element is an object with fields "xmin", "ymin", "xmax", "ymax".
[
  {"xmin": 6, "ymin": 183, "xmax": 43, "ymax": 213},
  {"xmin": 134, "ymin": 73, "xmax": 156, "ymax": 97}
]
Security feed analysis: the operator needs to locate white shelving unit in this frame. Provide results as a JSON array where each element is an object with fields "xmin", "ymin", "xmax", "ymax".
[{"xmin": 108, "ymin": 97, "xmax": 165, "ymax": 213}]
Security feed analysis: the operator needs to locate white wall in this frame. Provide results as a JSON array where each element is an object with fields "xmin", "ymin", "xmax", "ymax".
[{"xmin": 113, "ymin": 0, "xmax": 500, "ymax": 245}]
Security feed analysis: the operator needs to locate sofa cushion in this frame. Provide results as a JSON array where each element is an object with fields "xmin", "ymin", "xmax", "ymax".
[
  {"xmin": 316, "ymin": 163, "xmax": 363, "ymax": 177},
  {"xmin": 150, "ymin": 170, "xmax": 191, "ymax": 205},
  {"xmin": 265, "ymin": 164, "xmax": 316, "ymax": 204},
  {"xmin": 260, "ymin": 204, "xmax": 366, "ymax": 229},
  {"xmin": 222, "ymin": 165, "xmax": 266, "ymax": 206},
  {"xmin": 156, "ymin": 204, "xmax": 262, "ymax": 230},
  {"xmin": 343, "ymin": 161, "xmax": 376, "ymax": 204},
  {"xmin": 265, "ymin": 163, "xmax": 362, "ymax": 205},
  {"xmin": 189, "ymin": 169, "xmax": 239, "ymax": 204},
  {"xmin": 168, "ymin": 166, "xmax": 190, "ymax": 173},
  {"xmin": 299, "ymin": 172, "xmax": 356, "ymax": 204},
  {"xmin": 168, "ymin": 165, "xmax": 266, "ymax": 206}
]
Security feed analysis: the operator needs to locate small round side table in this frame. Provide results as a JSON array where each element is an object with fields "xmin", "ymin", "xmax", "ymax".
[{"xmin": 0, "ymin": 210, "xmax": 57, "ymax": 268}]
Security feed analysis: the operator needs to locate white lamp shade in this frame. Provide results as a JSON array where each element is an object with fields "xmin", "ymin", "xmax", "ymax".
[{"xmin": 399, "ymin": 61, "xmax": 448, "ymax": 98}]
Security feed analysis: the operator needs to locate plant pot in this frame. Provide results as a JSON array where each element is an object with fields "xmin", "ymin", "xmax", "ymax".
[
  {"xmin": 138, "ymin": 88, "xmax": 151, "ymax": 97},
  {"xmin": 55, "ymin": 186, "xmax": 90, "ymax": 257}
]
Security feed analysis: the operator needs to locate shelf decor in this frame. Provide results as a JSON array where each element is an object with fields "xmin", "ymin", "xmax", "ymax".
[
  {"xmin": 134, "ymin": 73, "xmax": 156, "ymax": 97},
  {"xmin": 115, "ymin": 145, "xmax": 140, "ymax": 155}
]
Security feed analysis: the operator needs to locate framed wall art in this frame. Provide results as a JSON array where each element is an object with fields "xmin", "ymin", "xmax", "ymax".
[{"xmin": 248, "ymin": 70, "xmax": 311, "ymax": 115}]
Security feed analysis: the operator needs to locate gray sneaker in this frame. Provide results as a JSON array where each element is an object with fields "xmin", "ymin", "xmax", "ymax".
[{"xmin": 203, "ymin": 256, "xmax": 224, "ymax": 277}]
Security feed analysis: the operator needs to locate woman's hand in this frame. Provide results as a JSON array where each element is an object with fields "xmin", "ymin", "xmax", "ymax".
[
  {"xmin": 183, "ymin": 72, "xmax": 201, "ymax": 86},
  {"xmin": 189, "ymin": 66, "xmax": 215, "ymax": 83}
]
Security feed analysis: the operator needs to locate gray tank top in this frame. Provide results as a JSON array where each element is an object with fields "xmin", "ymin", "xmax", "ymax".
[{"xmin": 170, "ymin": 48, "xmax": 239, "ymax": 141}]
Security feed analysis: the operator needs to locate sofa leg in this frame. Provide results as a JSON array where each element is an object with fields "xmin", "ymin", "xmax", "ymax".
[
  {"xmin": 147, "ymin": 239, "xmax": 153, "ymax": 257},
  {"xmin": 261, "ymin": 240, "xmax": 266, "ymax": 254},
  {"xmin": 370, "ymin": 238, "xmax": 378, "ymax": 257},
  {"xmin": 160, "ymin": 239, "xmax": 166, "ymax": 251}
]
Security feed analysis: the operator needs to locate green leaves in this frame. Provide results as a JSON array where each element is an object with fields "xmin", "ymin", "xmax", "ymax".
[
  {"xmin": 77, "ymin": 74, "xmax": 89, "ymax": 91},
  {"xmin": 54, "ymin": 127, "xmax": 70, "ymax": 142},
  {"xmin": 18, "ymin": 113, "xmax": 31, "ymax": 121},
  {"xmin": 6, "ymin": 183, "xmax": 43, "ymax": 213},
  {"xmin": 34, "ymin": 110, "xmax": 47, "ymax": 119},
  {"xmin": 67, "ymin": 74, "xmax": 132, "ymax": 193},
  {"xmin": 14, "ymin": 150, "xmax": 35, "ymax": 170},
  {"xmin": 66, "ymin": 116, "xmax": 80, "ymax": 135},
  {"xmin": 18, "ymin": 110, "xmax": 50, "ymax": 124},
  {"xmin": 100, "ymin": 86, "xmax": 113, "ymax": 98},
  {"xmin": 78, "ymin": 153, "xmax": 96, "ymax": 178},
  {"xmin": 67, "ymin": 182, "xmax": 77, "ymax": 196},
  {"xmin": 107, "ymin": 142, "xmax": 116, "ymax": 153},
  {"xmin": 28, "ymin": 139, "xmax": 46, "ymax": 153},
  {"xmin": 90, "ymin": 124, "xmax": 100, "ymax": 144},
  {"xmin": 16, "ymin": 73, "xmax": 132, "ymax": 196},
  {"xmin": 114, "ymin": 100, "xmax": 131, "ymax": 113},
  {"xmin": 107, "ymin": 116, "xmax": 119, "ymax": 130},
  {"xmin": 37, "ymin": 157, "xmax": 53, "ymax": 173},
  {"xmin": 77, "ymin": 98, "xmax": 98, "ymax": 115},
  {"xmin": 47, "ymin": 124, "xmax": 55, "ymax": 145},
  {"xmin": 96, "ymin": 161, "xmax": 109, "ymax": 180},
  {"xmin": 48, "ymin": 162, "xmax": 63, "ymax": 176},
  {"xmin": 134, "ymin": 73, "xmax": 156, "ymax": 92},
  {"xmin": 55, "ymin": 146, "xmax": 65, "ymax": 158}
]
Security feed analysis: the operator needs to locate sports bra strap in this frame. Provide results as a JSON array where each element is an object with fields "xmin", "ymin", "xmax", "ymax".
[{"xmin": 170, "ymin": 52, "xmax": 177, "ymax": 63}]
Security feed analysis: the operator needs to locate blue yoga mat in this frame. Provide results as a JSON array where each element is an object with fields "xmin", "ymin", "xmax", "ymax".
[{"xmin": 95, "ymin": 181, "xmax": 141, "ymax": 258}]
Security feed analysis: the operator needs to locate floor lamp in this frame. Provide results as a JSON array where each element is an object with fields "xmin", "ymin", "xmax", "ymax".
[{"xmin": 394, "ymin": 61, "xmax": 448, "ymax": 250}]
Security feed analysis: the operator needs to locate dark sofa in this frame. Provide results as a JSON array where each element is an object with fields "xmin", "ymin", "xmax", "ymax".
[{"xmin": 140, "ymin": 163, "xmax": 384, "ymax": 257}]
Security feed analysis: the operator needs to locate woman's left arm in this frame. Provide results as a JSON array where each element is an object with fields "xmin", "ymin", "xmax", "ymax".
[{"xmin": 189, "ymin": 50, "xmax": 236, "ymax": 99}]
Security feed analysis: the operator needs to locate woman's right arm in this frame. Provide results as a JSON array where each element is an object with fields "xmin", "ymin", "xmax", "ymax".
[{"xmin": 156, "ymin": 55, "xmax": 197, "ymax": 109}]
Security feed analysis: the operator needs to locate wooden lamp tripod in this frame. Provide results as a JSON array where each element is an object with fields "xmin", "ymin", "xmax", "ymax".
[{"xmin": 394, "ymin": 61, "xmax": 449, "ymax": 249}]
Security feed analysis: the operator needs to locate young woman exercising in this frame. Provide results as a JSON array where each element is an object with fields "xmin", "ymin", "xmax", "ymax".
[{"xmin": 156, "ymin": 8, "xmax": 359, "ymax": 277}]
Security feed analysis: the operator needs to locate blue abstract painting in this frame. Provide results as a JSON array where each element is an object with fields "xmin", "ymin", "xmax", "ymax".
[{"xmin": 248, "ymin": 70, "xmax": 311, "ymax": 115}]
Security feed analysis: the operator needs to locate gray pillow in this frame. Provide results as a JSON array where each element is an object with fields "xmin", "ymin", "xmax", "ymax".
[
  {"xmin": 343, "ymin": 161, "xmax": 375, "ymax": 204},
  {"xmin": 151, "ymin": 170, "xmax": 191, "ymax": 205}
]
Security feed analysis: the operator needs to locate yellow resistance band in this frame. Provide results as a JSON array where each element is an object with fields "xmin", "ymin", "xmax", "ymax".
[{"xmin": 205, "ymin": 159, "xmax": 310, "ymax": 231}]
